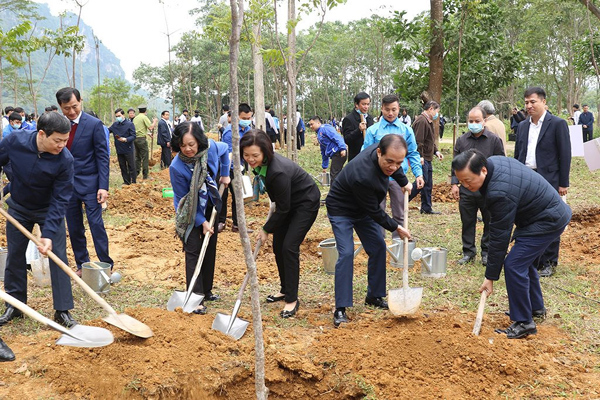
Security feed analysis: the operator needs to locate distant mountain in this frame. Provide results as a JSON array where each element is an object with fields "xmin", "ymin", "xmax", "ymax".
[{"xmin": 0, "ymin": 2, "xmax": 126, "ymax": 113}]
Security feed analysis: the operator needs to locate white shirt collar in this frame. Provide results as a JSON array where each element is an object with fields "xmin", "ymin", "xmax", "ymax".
[
  {"xmin": 71, "ymin": 111, "xmax": 83, "ymax": 124},
  {"xmin": 530, "ymin": 111, "xmax": 547, "ymax": 127}
]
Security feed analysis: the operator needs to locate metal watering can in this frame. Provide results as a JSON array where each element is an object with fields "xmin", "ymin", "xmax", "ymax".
[{"xmin": 411, "ymin": 247, "xmax": 448, "ymax": 278}]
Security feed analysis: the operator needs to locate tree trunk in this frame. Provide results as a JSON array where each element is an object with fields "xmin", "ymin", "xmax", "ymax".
[
  {"xmin": 252, "ymin": 23, "xmax": 266, "ymax": 132},
  {"xmin": 429, "ymin": 0, "xmax": 444, "ymax": 140},
  {"xmin": 579, "ymin": 0, "xmax": 600, "ymax": 20},
  {"xmin": 228, "ymin": 1, "xmax": 268, "ymax": 399},
  {"xmin": 286, "ymin": 0, "xmax": 298, "ymax": 161}
]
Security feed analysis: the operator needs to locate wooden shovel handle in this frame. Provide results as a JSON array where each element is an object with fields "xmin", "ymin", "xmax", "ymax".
[
  {"xmin": 402, "ymin": 191, "xmax": 409, "ymax": 290},
  {"xmin": 472, "ymin": 291, "xmax": 488, "ymax": 336},
  {"xmin": 0, "ymin": 207, "xmax": 117, "ymax": 316},
  {"xmin": 185, "ymin": 184, "xmax": 226, "ymax": 299}
]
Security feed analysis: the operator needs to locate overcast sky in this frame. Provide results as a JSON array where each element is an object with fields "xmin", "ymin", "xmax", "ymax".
[{"xmin": 39, "ymin": 0, "xmax": 428, "ymax": 81}]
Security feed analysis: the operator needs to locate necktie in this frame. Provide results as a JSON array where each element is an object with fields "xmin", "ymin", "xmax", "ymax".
[{"xmin": 67, "ymin": 121, "xmax": 78, "ymax": 150}]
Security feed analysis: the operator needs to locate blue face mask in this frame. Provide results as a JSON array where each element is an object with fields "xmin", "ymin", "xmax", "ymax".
[
  {"xmin": 116, "ymin": 116, "xmax": 124, "ymax": 123},
  {"xmin": 432, "ymin": 112, "xmax": 439, "ymax": 120},
  {"xmin": 11, "ymin": 123, "xmax": 20, "ymax": 129},
  {"xmin": 239, "ymin": 119, "xmax": 252, "ymax": 128},
  {"xmin": 468, "ymin": 123, "xmax": 484, "ymax": 134}
]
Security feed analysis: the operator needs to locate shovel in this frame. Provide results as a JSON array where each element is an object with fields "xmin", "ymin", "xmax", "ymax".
[
  {"xmin": 472, "ymin": 290, "xmax": 488, "ymax": 336},
  {"xmin": 211, "ymin": 241, "xmax": 261, "ymax": 340},
  {"xmin": 167, "ymin": 184, "xmax": 225, "ymax": 313},
  {"xmin": 212, "ymin": 202, "xmax": 274, "ymax": 340},
  {"xmin": 389, "ymin": 191, "xmax": 423, "ymax": 316},
  {"xmin": 0, "ymin": 208, "xmax": 153, "ymax": 339},
  {"xmin": 0, "ymin": 289, "xmax": 113, "ymax": 347}
]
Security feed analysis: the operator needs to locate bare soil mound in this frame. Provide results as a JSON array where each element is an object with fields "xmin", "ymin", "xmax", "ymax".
[{"xmin": 1, "ymin": 308, "xmax": 597, "ymax": 399}]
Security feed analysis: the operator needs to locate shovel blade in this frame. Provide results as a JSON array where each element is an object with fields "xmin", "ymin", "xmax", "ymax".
[
  {"xmin": 388, "ymin": 287, "xmax": 423, "ymax": 316},
  {"xmin": 166, "ymin": 291, "xmax": 204, "ymax": 314},
  {"xmin": 212, "ymin": 312, "xmax": 249, "ymax": 340},
  {"xmin": 55, "ymin": 324, "xmax": 114, "ymax": 348},
  {"xmin": 103, "ymin": 313, "xmax": 154, "ymax": 338}
]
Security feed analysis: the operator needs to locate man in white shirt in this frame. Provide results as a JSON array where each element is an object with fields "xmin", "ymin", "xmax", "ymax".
[
  {"xmin": 571, "ymin": 104, "xmax": 581, "ymax": 125},
  {"xmin": 190, "ymin": 109, "xmax": 204, "ymax": 131},
  {"xmin": 178, "ymin": 109, "xmax": 189, "ymax": 125},
  {"xmin": 400, "ymin": 108, "xmax": 411, "ymax": 126}
]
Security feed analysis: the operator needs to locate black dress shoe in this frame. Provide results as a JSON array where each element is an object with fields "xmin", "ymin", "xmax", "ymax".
[
  {"xmin": 365, "ymin": 296, "xmax": 388, "ymax": 310},
  {"xmin": 333, "ymin": 308, "xmax": 348, "ymax": 328},
  {"xmin": 420, "ymin": 209, "xmax": 441, "ymax": 215},
  {"xmin": 481, "ymin": 255, "xmax": 488, "ymax": 266},
  {"xmin": 266, "ymin": 294, "xmax": 286, "ymax": 303},
  {"xmin": 280, "ymin": 300, "xmax": 300, "ymax": 318},
  {"xmin": 457, "ymin": 255, "xmax": 475, "ymax": 265},
  {"xmin": 504, "ymin": 308, "xmax": 546, "ymax": 320},
  {"xmin": 205, "ymin": 293, "xmax": 221, "ymax": 302},
  {"xmin": 0, "ymin": 339, "xmax": 15, "ymax": 362},
  {"xmin": 495, "ymin": 321, "xmax": 537, "ymax": 339},
  {"xmin": 0, "ymin": 306, "xmax": 23, "ymax": 326},
  {"xmin": 217, "ymin": 223, "xmax": 225, "ymax": 233},
  {"xmin": 537, "ymin": 262, "xmax": 556, "ymax": 277},
  {"xmin": 54, "ymin": 311, "xmax": 78, "ymax": 328},
  {"xmin": 192, "ymin": 305, "xmax": 207, "ymax": 315}
]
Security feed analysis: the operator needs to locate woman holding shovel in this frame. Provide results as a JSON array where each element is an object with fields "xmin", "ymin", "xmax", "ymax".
[
  {"xmin": 170, "ymin": 122, "xmax": 231, "ymax": 315},
  {"xmin": 240, "ymin": 130, "xmax": 320, "ymax": 318}
]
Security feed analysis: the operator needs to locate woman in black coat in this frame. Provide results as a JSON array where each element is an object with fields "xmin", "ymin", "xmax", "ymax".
[{"xmin": 240, "ymin": 129, "xmax": 320, "ymax": 318}]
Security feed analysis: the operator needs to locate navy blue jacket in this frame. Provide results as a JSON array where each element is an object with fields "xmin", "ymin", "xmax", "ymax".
[
  {"xmin": 157, "ymin": 118, "xmax": 172, "ymax": 146},
  {"xmin": 578, "ymin": 111, "xmax": 594, "ymax": 133},
  {"xmin": 326, "ymin": 143, "xmax": 409, "ymax": 231},
  {"xmin": 108, "ymin": 119, "xmax": 136, "ymax": 154},
  {"xmin": 480, "ymin": 157, "xmax": 571, "ymax": 281},
  {"xmin": 0, "ymin": 131, "xmax": 74, "ymax": 241},
  {"xmin": 69, "ymin": 112, "xmax": 110, "ymax": 195},
  {"xmin": 514, "ymin": 113, "xmax": 571, "ymax": 190}
]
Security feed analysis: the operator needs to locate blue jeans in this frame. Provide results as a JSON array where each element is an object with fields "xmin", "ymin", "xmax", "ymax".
[
  {"xmin": 504, "ymin": 228, "xmax": 564, "ymax": 322},
  {"xmin": 329, "ymin": 214, "xmax": 388, "ymax": 308}
]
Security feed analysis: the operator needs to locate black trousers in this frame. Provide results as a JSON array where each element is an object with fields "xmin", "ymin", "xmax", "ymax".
[
  {"xmin": 583, "ymin": 129, "xmax": 593, "ymax": 142},
  {"xmin": 330, "ymin": 151, "xmax": 347, "ymax": 183},
  {"xmin": 160, "ymin": 145, "xmax": 172, "ymax": 169},
  {"xmin": 272, "ymin": 204, "xmax": 319, "ymax": 303},
  {"xmin": 183, "ymin": 205, "xmax": 219, "ymax": 296},
  {"xmin": 219, "ymin": 172, "xmax": 238, "ymax": 226},
  {"xmin": 5, "ymin": 204, "xmax": 73, "ymax": 311},
  {"xmin": 459, "ymin": 189, "xmax": 490, "ymax": 257},
  {"xmin": 117, "ymin": 152, "xmax": 136, "ymax": 185},
  {"xmin": 409, "ymin": 160, "xmax": 433, "ymax": 212}
]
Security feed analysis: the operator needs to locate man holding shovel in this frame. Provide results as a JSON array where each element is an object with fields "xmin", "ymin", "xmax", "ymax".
[
  {"xmin": 0, "ymin": 111, "xmax": 77, "ymax": 331},
  {"xmin": 326, "ymin": 134, "xmax": 412, "ymax": 328},
  {"xmin": 453, "ymin": 150, "xmax": 571, "ymax": 339}
]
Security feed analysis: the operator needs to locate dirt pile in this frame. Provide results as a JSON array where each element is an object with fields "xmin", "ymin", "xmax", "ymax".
[
  {"xmin": 562, "ymin": 207, "xmax": 600, "ymax": 265},
  {"xmin": 1, "ymin": 308, "xmax": 597, "ymax": 399}
]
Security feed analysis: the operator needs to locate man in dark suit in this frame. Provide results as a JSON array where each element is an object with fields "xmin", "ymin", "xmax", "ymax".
[
  {"xmin": 514, "ymin": 86, "xmax": 571, "ymax": 277},
  {"xmin": 342, "ymin": 92, "xmax": 374, "ymax": 161},
  {"xmin": 0, "ymin": 111, "xmax": 77, "ymax": 332},
  {"xmin": 108, "ymin": 108, "xmax": 136, "ymax": 184},
  {"xmin": 157, "ymin": 110, "xmax": 173, "ymax": 169},
  {"xmin": 56, "ymin": 87, "xmax": 113, "ymax": 277},
  {"xmin": 578, "ymin": 104, "xmax": 594, "ymax": 142}
]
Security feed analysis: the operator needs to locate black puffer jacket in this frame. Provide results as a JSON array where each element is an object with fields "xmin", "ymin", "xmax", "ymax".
[{"xmin": 481, "ymin": 156, "xmax": 572, "ymax": 280}]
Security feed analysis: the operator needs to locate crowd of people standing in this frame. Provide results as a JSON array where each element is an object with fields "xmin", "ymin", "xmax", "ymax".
[{"xmin": 0, "ymin": 83, "xmax": 584, "ymax": 362}]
